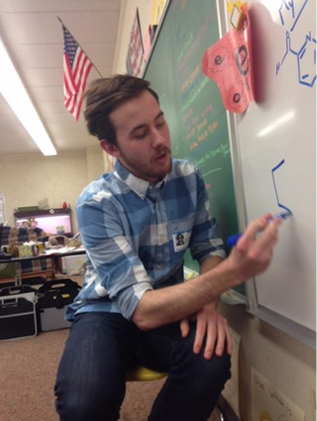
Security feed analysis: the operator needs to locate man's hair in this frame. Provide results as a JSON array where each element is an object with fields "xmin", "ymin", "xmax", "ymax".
[{"xmin": 84, "ymin": 74, "xmax": 159, "ymax": 146}]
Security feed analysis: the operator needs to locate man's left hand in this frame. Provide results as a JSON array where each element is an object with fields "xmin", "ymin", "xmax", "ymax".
[{"xmin": 179, "ymin": 303, "xmax": 232, "ymax": 360}]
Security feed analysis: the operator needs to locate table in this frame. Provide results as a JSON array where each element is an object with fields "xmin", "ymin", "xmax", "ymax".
[{"xmin": 0, "ymin": 247, "xmax": 86, "ymax": 286}]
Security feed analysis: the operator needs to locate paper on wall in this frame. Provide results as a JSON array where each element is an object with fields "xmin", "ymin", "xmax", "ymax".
[
  {"xmin": 251, "ymin": 367, "xmax": 305, "ymax": 421},
  {"xmin": 222, "ymin": 328, "xmax": 241, "ymax": 418},
  {"xmin": 150, "ymin": 0, "xmax": 167, "ymax": 25},
  {"xmin": 202, "ymin": 4, "xmax": 254, "ymax": 114}
]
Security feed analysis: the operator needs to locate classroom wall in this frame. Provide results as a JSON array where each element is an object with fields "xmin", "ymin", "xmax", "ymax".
[
  {"xmin": 0, "ymin": 147, "xmax": 104, "ymax": 233},
  {"xmin": 113, "ymin": 2, "xmax": 316, "ymax": 420},
  {"xmin": 86, "ymin": 145, "xmax": 105, "ymax": 182}
]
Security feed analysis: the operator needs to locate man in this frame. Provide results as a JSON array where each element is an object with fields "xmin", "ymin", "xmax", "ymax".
[{"xmin": 55, "ymin": 75, "xmax": 281, "ymax": 421}]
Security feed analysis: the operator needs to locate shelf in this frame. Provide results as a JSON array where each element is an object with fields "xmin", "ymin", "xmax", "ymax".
[{"xmin": 14, "ymin": 208, "xmax": 73, "ymax": 237}]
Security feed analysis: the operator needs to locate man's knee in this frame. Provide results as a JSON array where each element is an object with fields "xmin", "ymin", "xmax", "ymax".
[
  {"xmin": 182, "ymin": 348, "xmax": 231, "ymax": 392},
  {"xmin": 56, "ymin": 391, "xmax": 122, "ymax": 421},
  {"xmin": 202, "ymin": 351, "xmax": 231, "ymax": 386},
  {"xmin": 55, "ymin": 379, "xmax": 124, "ymax": 421}
]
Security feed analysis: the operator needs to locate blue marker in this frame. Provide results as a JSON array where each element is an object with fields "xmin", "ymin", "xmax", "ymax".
[{"xmin": 227, "ymin": 211, "xmax": 292, "ymax": 247}]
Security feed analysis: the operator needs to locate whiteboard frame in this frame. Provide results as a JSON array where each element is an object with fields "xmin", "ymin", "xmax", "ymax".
[
  {"xmin": 141, "ymin": 0, "xmax": 171, "ymax": 79},
  {"xmin": 142, "ymin": 0, "xmax": 316, "ymax": 349},
  {"xmin": 217, "ymin": 0, "xmax": 316, "ymax": 350}
]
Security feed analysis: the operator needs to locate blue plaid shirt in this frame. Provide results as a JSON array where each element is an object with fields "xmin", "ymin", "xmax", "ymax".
[{"xmin": 67, "ymin": 158, "xmax": 226, "ymax": 321}]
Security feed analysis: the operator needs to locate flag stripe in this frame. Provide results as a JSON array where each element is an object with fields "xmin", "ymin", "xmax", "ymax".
[
  {"xmin": 126, "ymin": 9, "xmax": 144, "ymax": 77},
  {"xmin": 62, "ymin": 24, "xmax": 92, "ymax": 121}
]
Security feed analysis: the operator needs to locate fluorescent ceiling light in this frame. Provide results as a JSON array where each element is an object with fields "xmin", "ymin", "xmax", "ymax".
[{"xmin": 0, "ymin": 38, "xmax": 56, "ymax": 156}]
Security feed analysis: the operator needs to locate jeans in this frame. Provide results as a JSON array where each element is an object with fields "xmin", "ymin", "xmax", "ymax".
[{"xmin": 55, "ymin": 312, "xmax": 231, "ymax": 421}]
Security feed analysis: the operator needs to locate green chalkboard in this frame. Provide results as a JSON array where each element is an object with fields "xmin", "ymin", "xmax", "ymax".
[{"xmin": 144, "ymin": 0, "xmax": 244, "ymax": 294}]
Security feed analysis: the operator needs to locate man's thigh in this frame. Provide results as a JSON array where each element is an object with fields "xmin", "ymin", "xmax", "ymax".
[
  {"xmin": 135, "ymin": 321, "xmax": 231, "ymax": 375},
  {"xmin": 55, "ymin": 312, "xmax": 140, "ymax": 420}
]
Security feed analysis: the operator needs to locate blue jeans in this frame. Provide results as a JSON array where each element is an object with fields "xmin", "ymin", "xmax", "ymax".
[{"xmin": 55, "ymin": 312, "xmax": 231, "ymax": 421}]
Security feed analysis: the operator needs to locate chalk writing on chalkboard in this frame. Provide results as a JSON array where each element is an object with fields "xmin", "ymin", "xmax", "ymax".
[{"xmin": 276, "ymin": 0, "xmax": 316, "ymax": 87}]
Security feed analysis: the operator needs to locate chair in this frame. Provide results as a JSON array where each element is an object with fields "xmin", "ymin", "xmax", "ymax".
[
  {"xmin": 0, "ymin": 261, "xmax": 18, "ymax": 286},
  {"xmin": 126, "ymin": 365, "xmax": 167, "ymax": 382},
  {"xmin": 125, "ymin": 365, "xmax": 223, "ymax": 420}
]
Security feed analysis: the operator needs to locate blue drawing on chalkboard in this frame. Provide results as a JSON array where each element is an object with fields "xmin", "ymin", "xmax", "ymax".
[
  {"xmin": 272, "ymin": 159, "xmax": 292, "ymax": 215},
  {"xmin": 276, "ymin": 0, "xmax": 316, "ymax": 87}
]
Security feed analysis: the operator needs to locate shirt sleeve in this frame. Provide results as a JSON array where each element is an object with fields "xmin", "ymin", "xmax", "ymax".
[
  {"xmin": 189, "ymin": 168, "xmax": 226, "ymax": 264},
  {"xmin": 76, "ymin": 196, "xmax": 153, "ymax": 320}
]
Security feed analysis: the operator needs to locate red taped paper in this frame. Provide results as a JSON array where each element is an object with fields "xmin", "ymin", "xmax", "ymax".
[{"xmin": 202, "ymin": 4, "xmax": 254, "ymax": 114}]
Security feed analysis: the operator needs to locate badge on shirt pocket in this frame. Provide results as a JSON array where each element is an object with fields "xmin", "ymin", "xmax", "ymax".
[{"xmin": 173, "ymin": 231, "xmax": 190, "ymax": 252}]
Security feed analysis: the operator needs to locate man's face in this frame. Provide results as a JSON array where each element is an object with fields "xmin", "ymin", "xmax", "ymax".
[{"xmin": 102, "ymin": 91, "xmax": 172, "ymax": 184}]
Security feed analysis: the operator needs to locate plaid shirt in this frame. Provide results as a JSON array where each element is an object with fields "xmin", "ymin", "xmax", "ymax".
[{"xmin": 67, "ymin": 159, "xmax": 226, "ymax": 321}]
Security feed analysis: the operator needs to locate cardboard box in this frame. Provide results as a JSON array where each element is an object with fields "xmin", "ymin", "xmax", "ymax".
[{"xmin": 62, "ymin": 254, "xmax": 87, "ymax": 275}]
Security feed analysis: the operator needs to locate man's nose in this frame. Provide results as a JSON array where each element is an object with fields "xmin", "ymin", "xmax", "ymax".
[{"xmin": 151, "ymin": 127, "xmax": 167, "ymax": 148}]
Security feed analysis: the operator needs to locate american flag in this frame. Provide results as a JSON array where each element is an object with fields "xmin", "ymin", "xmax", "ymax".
[
  {"xmin": 62, "ymin": 24, "xmax": 93, "ymax": 121},
  {"xmin": 126, "ymin": 9, "xmax": 144, "ymax": 77}
]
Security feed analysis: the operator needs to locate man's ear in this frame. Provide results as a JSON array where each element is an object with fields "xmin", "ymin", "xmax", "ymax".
[{"xmin": 100, "ymin": 140, "xmax": 121, "ymax": 158}]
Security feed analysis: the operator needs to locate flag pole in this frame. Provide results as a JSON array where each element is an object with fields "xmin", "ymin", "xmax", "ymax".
[{"xmin": 57, "ymin": 16, "xmax": 104, "ymax": 78}]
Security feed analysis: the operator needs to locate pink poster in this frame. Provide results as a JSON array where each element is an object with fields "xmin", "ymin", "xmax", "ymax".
[{"xmin": 202, "ymin": 4, "xmax": 254, "ymax": 114}]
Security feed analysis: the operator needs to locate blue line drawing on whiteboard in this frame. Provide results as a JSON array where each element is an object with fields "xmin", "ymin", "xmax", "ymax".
[
  {"xmin": 279, "ymin": 0, "xmax": 295, "ymax": 26},
  {"xmin": 278, "ymin": 0, "xmax": 308, "ymax": 31},
  {"xmin": 276, "ymin": 31, "xmax": 297, "ymax": 72},
  {"xmin": 297, "ymin": 32, "xmax": 317, "ymax": 86},
  {"xmin": 279, "ymin": 0, "xmax": 308, "ymax": 32},
  {"xmin": 276, "ymin": 0, "xmax": 316, "ymax": 87},
  {"xmin": 271, "ymin": 159, "xmax": 292, "ymax": 215}
]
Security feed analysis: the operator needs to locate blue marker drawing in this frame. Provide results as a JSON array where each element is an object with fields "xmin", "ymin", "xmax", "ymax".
[
  {"xmin": 276, "ymin": 31, "xmax": 297, "ymax": 75},
  {"xmin": 279, "ymin": 0, "xmax": 295, "ymax": 26},
  {"xmin": 227, "ymin": 160, "xmax": 293, "ymax": 247},
  {"xmin": 297, "ymin": 32, "xmax": 317, "ymax": 86},
  {"xmin": 279, "ymin": 0, "xmax": 308, "ymax": 31},
  {"xmin": 276, "ymin": 0, "xmax": 316, "ymax": 87},
  {"xmin": 271, "ymin": 159, "xmax": 293, "ymax": 215},
  {"xmin": 290, "ymin": 0, "xmax": 308, "ymax": 32}
]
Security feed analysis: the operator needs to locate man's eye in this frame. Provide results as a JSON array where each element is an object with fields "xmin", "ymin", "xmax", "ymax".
[
  {"xmin": 156, "ymin": 119, "xmax": 166, "ymax": 128},
  {"xmin": 134, "ymin": 131, "xmax": 147, "ymax": 139}
]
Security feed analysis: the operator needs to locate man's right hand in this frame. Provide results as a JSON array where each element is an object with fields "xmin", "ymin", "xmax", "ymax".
[
  {"xmin": 133, "ymin": 214, "xmax": 281, "ymax": 331},
  {"xmin": 225, "ymin": 214, "xmax": 282, "ymax": 285}
]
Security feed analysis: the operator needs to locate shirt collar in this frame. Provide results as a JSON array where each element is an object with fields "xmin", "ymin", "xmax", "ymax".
[{"xmin": 113, "ymin": 159, "xmax": 167, "ymax": 199}]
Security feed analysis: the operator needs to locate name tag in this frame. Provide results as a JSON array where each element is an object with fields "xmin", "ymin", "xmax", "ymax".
[{"xmin": 173, "ymin": 231, "xmax": 190, "ymax": 252}]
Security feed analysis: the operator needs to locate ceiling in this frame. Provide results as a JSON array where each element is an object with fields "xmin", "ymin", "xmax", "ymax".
[{"xmin": 0, "ymin": 0, "xmax": 122, "ymax": 156}]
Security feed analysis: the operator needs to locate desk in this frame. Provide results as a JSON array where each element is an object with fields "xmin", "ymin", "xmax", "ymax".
[{"xmin": 0, "ymin": 247, "xmax": 86, "ymax": 286}]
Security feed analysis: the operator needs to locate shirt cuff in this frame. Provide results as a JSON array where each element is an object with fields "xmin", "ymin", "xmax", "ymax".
[{"xmin": 116, "ymin": 281, "xmax": 153, "ymax": 320}]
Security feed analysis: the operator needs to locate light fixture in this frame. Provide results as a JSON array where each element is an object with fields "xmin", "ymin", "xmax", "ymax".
[{"xmin": 0, "ymin": 37, "xmax": 57, "ymax": 156}]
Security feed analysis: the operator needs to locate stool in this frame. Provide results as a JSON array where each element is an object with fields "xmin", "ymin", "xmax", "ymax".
[
  {"xmin": 126, "ymin": 365, "xmax": 167, "ymax": 382},
  {"xmin": 125, "ymin": 366, "xmax": 225, "ymax": 420}
]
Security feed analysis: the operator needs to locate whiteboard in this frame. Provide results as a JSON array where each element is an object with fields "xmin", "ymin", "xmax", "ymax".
[{"xmin": 236, "ymin": 0, "xmax": 316, "ymax": 332}]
